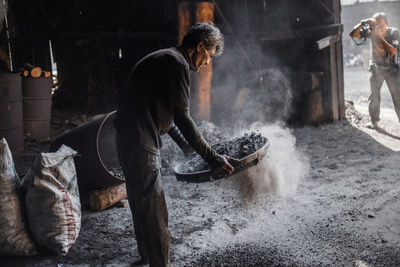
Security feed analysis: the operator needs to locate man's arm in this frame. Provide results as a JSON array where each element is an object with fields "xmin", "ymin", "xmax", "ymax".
[
  {"xmin": 350, "ymin": 18, "xmax": 375, "ymax": 38},
  {"xmin": 372, "ymin": 28, "xmax": 398, "ymax": 57},
  {"xmin": 372, "ymin": 31, "xmax": 397, "ymax": 56},
  {"xmin": 167, "ymin": 123, "xmax": 194, "ymax": 156},
  {"xmin": 173, "ymin": 108, "xmax": 216, "ymax": 162},
  {"xmin": 173, "ymin": 108, "xmax": 236, "ymax": 177},
  {"xmin": 168, "ymin": 59, "xmax": 236, "ymax": 177}
]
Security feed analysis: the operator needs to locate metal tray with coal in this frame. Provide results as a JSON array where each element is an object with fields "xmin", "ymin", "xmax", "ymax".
[{"xmin": 174, "ymin": 132, "xmax": 269, "ymax": 183}]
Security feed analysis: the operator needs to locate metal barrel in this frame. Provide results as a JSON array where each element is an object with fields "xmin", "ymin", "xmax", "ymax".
[
  {"xmin": 22, "ymin": 77, "xmax": 52, "ymax": 141},
  {"xmin": 0, "ymin": 72, "xmax": 24, "ymax": 154},
  {"xmin": 50, "ymin": 111, "xmax": 124, "ymax": 193}
]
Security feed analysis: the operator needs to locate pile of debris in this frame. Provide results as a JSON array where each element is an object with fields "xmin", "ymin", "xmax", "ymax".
[
  {"xmin": 345, "ymin": 100, "xmax": 369, "ymax": 127},
  {"xmin": 178, "ymin": 132, "xmax": 265, "ymax": 173}
]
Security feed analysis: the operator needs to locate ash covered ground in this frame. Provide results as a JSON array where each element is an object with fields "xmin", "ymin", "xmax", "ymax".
[{"xmin": 3, "ymin": 77, "xmax": 400, "ymax": 266}]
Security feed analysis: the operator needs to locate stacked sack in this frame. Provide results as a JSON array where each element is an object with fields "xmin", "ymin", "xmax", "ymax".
[
  {"xmin": 0, "ymin": 138, "xmax": 81, "ymax": 256},
  {"xmin": 22, "ymin": 144, "xmax": 81, "ymax": 255},
  {"xmin": 0, "ymin": 138, "xmax": 36, "ymax": 255}
]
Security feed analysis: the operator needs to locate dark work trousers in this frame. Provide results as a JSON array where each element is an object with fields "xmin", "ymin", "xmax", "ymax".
[
  {"xmin": 369, "ymin": 66, "xmax": 400, "ymax": 123},
  {"xmin": 116, "ymin": 132, "xmax": 171, "ymax": 267}
]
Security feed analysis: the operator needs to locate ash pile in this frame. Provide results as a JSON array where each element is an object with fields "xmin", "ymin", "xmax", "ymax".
[
  {"xmin": 343, "ymin": 53, "xmax": 364, "ymax": 67},
  {"xmin": 160, "ymin": 121, "xmax": 228, "ymax": 175},
  {"xmin": 345, "ymin": 100, "xmax": 369, "ymax": 127}
]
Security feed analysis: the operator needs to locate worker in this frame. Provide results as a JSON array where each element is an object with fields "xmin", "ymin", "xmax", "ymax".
[
  {"xmin": 350, "ymin": 12, "xmax": 400, "ymax": 129},
  {"xmin": 114, "ymin": 22, "xmax": 238, "ymax": 267}
]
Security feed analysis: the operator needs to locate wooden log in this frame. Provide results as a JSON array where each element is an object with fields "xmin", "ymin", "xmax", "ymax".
[
  {"xmin": 43, "ymin": 71, "xmax": 51, "ymax": 78},
  {"xmin": 23, "ymin": 70, "xmax": 29, "ymax": 77},
  {"xmin": 89, "ymin": 183, "xmax": 127, "ymax": 211},
  {"xmin": 23, "ymin": 63, "xmax": 42, "ymax": 78},
  {"xmin": 30, "ymin": 67, "xmax": 42, "ymax": 78}
]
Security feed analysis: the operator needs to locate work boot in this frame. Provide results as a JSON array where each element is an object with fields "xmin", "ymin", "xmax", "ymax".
[
  {"xmin": 130, "ymin": 257, "xmax": 149, "ymax": 267},
  {"xmin": 366, "ymin": 121, "xmax": 379, "ymax": 129}
]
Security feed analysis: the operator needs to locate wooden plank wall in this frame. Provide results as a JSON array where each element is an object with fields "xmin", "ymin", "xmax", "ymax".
[
  {"xmin": 320, "ymin": 0, "xmax": 345, "ymax": 121},
  {"xmin": 6, "ymin": 0, "xmax": 178, "ymax": 110}
]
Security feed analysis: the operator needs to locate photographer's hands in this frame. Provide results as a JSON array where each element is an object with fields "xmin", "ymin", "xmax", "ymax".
[
  {"xmin": 350, "ymin": 18, "xmax": 374, "ymax": 39},
  {"xmin": 361, "ymin": 18, "xmax": 375, "ymax": 26}
]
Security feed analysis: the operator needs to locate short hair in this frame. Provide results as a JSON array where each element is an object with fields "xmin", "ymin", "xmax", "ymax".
[
  {"xmin": 181, "ymin": 22, "xmax": 224, "ymax": 56},
  {"xmin": 372, "ymin": 12, "xmax": 388, "ymax": 24}
]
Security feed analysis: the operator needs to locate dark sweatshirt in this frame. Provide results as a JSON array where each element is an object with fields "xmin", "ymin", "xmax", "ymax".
[{"xmin": 114, "ymin": 46, "xmax": 216, "ymax": 162}]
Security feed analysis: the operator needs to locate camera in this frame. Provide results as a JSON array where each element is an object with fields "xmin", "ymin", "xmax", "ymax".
[
  {"xmin": 361, "ymin": 21, "xmax": 376, "ymax": 37},
  {"xmin": 364, "ymin": 22, "xmax": 376, "ymax": 31}
]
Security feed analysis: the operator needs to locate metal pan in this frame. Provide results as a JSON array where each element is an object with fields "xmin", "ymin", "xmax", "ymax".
[{"xmin": 174, "ymin": 137, "xmax": 269, "ymax": 183}]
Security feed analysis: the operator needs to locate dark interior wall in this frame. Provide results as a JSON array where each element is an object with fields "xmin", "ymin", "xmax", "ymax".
[
  {"xmin": 5, "ymin": 0, "xmax": 344, "ymax": 123},
  {"xmin": 211, "ymin": 0, "xmax": 343, "ymax": 125},
  {"xmin": 5, "ymin": 0, "xmax": 53, "ymax": 71},
  {"xmin": 6, "ymin": 0, "xmax": 178, "ymax": 110}
]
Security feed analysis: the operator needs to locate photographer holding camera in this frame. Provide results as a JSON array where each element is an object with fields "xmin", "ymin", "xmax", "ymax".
[{"xmin": 350, "ymin": 12, "xmax": 400, "ymax": 129}]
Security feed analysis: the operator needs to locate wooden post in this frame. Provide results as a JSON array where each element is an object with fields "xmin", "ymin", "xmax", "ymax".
[
  {"xmin": 321, "ymin": 0, "xmax": 344, "ymax": 122},
  {"xmin": 192, "ymin": 1, "xmax": 214, "ymax": 121},
  {"xmin": 178, "ymin": 1, "xmax": 191, "ymax": 44},
  {"xmin": 330, "ymin": 42, "xmax": 340, "ymax": 121},
  {"xmin": 333, "ymin": 0, "xmax": 345, "ymax": 120}
]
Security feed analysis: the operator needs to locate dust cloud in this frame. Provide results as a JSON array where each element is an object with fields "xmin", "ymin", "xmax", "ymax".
[{"xmin": 234, "ymin": 122, "xmax": 310, "ymax": 202}]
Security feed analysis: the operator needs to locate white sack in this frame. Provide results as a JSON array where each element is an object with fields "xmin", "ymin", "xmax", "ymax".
[
  {"xmin": 0, "ymin": 138, "xmax": 37, "ymax": 255},
  {"xmin": 22, "ymin": 145, "xmax": 81, "ymax": 255}
]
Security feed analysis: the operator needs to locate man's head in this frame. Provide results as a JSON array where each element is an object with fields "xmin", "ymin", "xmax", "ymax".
[
  {"xmin": 181, "ymin": 22, "xmax": 224, "ymax": 71},
  {"xmin": 372, "ymin": 12, "xmax": 389, "ymax": 36}
]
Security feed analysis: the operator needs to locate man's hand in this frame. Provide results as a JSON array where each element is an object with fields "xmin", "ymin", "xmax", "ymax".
[
  {"xmin": 209, "ymin": 154, "xmax": 240, "ymax": 178},
  {"xmin": 361, "ymin": 18, "xmax": 375, "ymax": 26}
]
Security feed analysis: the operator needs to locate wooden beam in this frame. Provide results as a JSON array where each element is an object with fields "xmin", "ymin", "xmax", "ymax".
[
  {"xmin": 192, "ymin": 1, "xmax": 214, "ymax": 121},
  {"xmin": 224, "ymin": 24, "xmax": 343, "ymax": 43},
  {"xmin": 329, "ymin": 42, "xmax": 339, "ymax": 121},
  {"xmin": 333, "ymin": 0, "xmax": 345, "ymax": 120},
  {"xmin": 336, "ymin": 40, "xmax": 345, "ymax": 120},
  {"xmin": 316, "ymin": 34, "xmax": 341, "ymax": 50},
  {"xmin": 178, "ymin": 1, "xmax": 191, "ymax": 44}
]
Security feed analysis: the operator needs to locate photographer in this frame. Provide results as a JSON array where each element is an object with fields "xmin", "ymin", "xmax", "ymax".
[{"xmin": 350, "ymin": 12, "xmax": 400, "ymax": 128}]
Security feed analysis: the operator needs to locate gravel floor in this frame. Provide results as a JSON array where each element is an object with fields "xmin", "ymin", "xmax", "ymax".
[{"xmin": 2, "ymin": 73, "xmax": 400, "ymax": 266}]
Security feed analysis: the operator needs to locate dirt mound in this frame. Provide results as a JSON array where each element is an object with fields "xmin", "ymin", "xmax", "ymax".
[{"xmin": 345, "ymin": 100, "xmax": 369, "ymax": 127}]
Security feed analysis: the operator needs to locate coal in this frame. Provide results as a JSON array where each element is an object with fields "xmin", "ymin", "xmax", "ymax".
[
  {"xmin": 107, "ymin": 167, "xmax": 125, "ymax": 179},
  {"xmin": 179, "ymin": 132, "xmax": 266, "ymax": 173},
  {"xmin": 160, "ymin": 120, "xmax": 228, "ymax": 174},
  {"xmin": 105, "ymin": 121, "xmax": 230, "ymax": 178}
]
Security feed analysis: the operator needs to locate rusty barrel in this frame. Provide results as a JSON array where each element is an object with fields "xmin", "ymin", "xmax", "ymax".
[
  {"xmin": 0, "ymin": 72, "xmax": 24, "ymax": 154},
  {"xmin": 50, "ymin": 111, "xmax": 124, "ymax": 193},
  {"xmin": 22, "ymin": 77, "xmax": 52, "ymax": 141}
]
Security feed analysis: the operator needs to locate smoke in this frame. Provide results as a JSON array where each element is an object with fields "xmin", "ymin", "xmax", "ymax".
[
  {"xmin": 234, "ymin": 122, "xmax": 310, "ymax": 203},
  {"xmin": 212, "ymin": 40, "xmax": 295, "ymax": 127},
  {"xmin": 209, "ymin": 27, "xmax": 309, "ymax": 203},
  {"xmin": 210, "ymin": 33, "xmax": 308, "ymax": 201}
]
